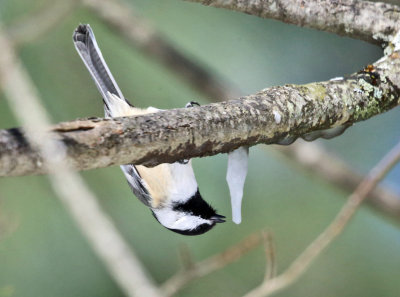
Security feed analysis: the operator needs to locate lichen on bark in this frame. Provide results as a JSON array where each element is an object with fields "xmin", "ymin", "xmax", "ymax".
[{"xmin": 1, "ymin": 46, "xmax": 399, "ymax": 176}]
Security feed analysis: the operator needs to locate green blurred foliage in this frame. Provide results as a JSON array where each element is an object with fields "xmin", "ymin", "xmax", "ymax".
[{"xmin": 0, "ymin": 0, "xmax": 399, "ymax": 297}]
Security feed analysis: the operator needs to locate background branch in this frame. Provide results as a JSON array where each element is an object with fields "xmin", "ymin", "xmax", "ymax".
[
  {"xmin": 274, "ymin": 141, "xmax": 400, "ymax": 221},
  {"xmin": 82, "ymin": 0, "xmax": 238, "ymax": 100},
  {"xmin": 0, "ymin": 26, "xmax": 164, "ymax": 297},
  {"xmin": 161, "ymin": 232, "xmax": 263, "ymax": 297},
  {"xmin": 7, "ymin": 0, "xmax": 80, "ymax": 47},
  {"xmin": 262, "ymin": 231, "xmax": 276, "ymax": 281},
  {"xmin": 183, "ymin": 0, "xmax": 400, "ymax": 45},
  {"xmin": 243, "ymin": 139, "xmax": 400, "ymax": 297}
]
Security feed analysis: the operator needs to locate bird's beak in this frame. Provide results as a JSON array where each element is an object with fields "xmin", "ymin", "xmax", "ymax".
[{"xmin": 211, "ymin": 214, "xmax": 226, "ymax": 223}]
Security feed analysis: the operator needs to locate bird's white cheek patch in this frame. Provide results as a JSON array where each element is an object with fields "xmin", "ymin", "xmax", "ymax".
[
  {"xmin": 171, "ymin": 215, "xmax": 211, "ymax": 230},
  {"xmin": 226, "ymin": 146, "xmax": 249, "ymax": 224}
]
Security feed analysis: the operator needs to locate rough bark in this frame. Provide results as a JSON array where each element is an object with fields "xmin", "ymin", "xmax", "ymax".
[
  {"xmin": 184, "ymin": 0, "xmax": 400, "ymax": 45},
  {"xmin": 1, "ymin": 48, "xmax": 399, "ymax": 176}
]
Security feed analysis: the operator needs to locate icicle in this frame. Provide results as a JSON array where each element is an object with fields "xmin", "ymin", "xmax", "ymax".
[{"xmin": 226, "ymin": 146, "xmax": 249, "ymax": 224}]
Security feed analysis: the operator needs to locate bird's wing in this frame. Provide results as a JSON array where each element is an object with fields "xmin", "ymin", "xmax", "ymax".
[{"xmin": 120, "ymin": 164, "xmax": 152, "ymax": 207}]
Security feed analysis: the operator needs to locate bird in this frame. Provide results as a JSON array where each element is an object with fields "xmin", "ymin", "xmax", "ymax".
[{"xmin": 72, "ymin": 24, "xmax": 225, "ymax": 235}]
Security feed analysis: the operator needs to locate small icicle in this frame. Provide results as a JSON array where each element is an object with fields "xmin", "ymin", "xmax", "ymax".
[{"xmin": 226, "ymin": 146, "xmax": 249, "ymax": 224}]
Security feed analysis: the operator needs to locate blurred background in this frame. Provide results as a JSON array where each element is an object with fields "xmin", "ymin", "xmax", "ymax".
[{"xmin": 0, "ymin": 0, "xmax": 399, "ymax": 296}]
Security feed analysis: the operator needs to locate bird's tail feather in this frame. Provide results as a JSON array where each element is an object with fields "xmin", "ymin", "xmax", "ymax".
[{"xmin": 73, "ymin": 24, "xmax": 131, "ymax": 115}]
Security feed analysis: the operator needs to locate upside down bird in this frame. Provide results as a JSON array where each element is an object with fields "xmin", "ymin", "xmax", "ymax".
[{"xmin": 73, "ymin": 24, "xmax": 225, "ymax": 235}]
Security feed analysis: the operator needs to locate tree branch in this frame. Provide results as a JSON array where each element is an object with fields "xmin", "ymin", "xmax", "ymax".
[
  {"xmin": 7, "ymin": 0, "xmax": 79, "ymax": 47},
  {"xmin": 183, "ymin": 0, "xmax": 400, "ymax": 46},
  {"xmin": 0, "ymin": 26, "xmax": 164, "ymax": 297},
  {"xmin": 274, "ymin": 141, "xmax": 400, "ymax": 220},
  {"xmin": 1, "ymin": 44, "xmax": 399, "ymax": 176},
  {"xmin": 242, "ymin": 139, "xmax": 400, "ymax": 297},
  {"xmin": 161, "ymin": 232, "xmax": 263, "ymax": 297},
  {"xmin": 262, "ymin": 231, "xmax": 276, "ymax": 281}
]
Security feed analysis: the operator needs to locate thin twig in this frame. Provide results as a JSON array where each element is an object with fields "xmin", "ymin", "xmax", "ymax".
[
  {"xmin": 262, "ymin": 231, "xmax": 276, "ymax": 281},
  {"xmin": 178, "ymin": 243, "xmax": 195, "ymax": 271},
  {"xmin": 274, "ymin": 141, "xmax": 400, "ymax": 221},
  {"xmin": 161, "ymin": 232, "xmax": 263, "ymax": 297},
  {"xmin": 0, "ymin": 202, "xmax": 18, "ymax": 241},
  {"xmin": 0, "ymin": 26, "xmax": 164, "ymax": 297},
  {"xmin": 7, "ymin": 0, "xmax": 79, "ymax": 47},
  {"xmin": 242, "ymin": 140, "xmax": 400, "ymax": 297}
]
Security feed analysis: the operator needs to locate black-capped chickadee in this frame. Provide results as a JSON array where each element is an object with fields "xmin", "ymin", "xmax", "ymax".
[{"xmin": 73, "ymin": 24, "xmax": 225, "ymax": 235}]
